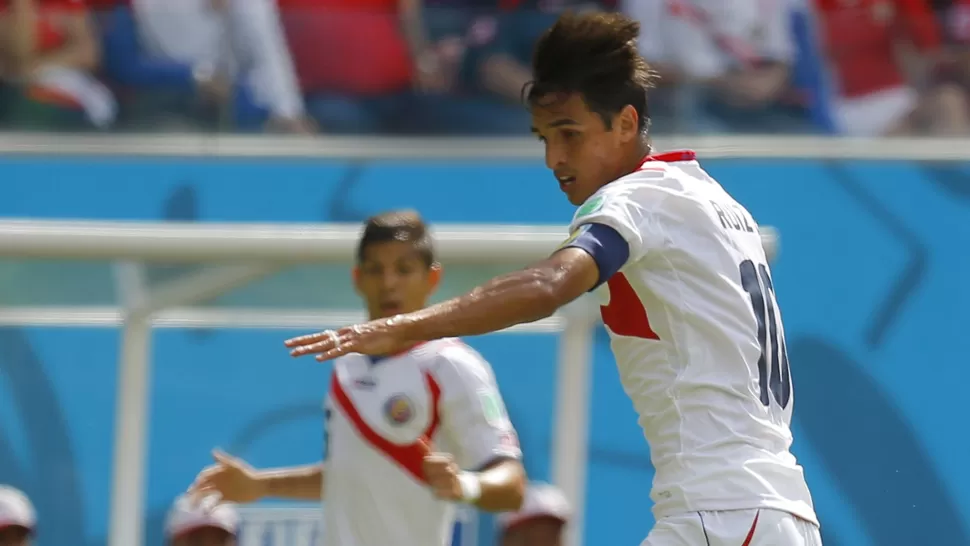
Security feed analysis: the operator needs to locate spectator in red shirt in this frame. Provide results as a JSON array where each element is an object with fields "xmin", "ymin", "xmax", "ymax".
[
  {"xmin": 814, "ymin": 0, "xmax": 970, "ymax": 135},
  {"xmin": 288, "ymin": 0, "xmax": 530, "ymax": 133},
  {"xmin": 0, "ymin": 0, "xmax": 115, "ymax": 129},
  {"xmin": 281, "ymin": 0, "xmax": 418, "ymax": 97}
]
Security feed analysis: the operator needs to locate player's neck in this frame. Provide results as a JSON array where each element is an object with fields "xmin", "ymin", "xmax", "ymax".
[{"xmin": 613, "ymin": 141, "xmax": 652, "ymax": 181}]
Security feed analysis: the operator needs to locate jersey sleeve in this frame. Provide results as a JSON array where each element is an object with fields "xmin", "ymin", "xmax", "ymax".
[
  {"xmin": 566, "ymin": 180, "xmax": 665, "ymax": 267},
  {"xmin": 433, "ymin": 344, "xmax": 522, "ymax": 470}
]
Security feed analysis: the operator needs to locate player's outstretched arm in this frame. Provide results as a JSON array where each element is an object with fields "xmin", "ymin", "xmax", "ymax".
[
  {"xmin": 287, "ymin": 247, "xmax": 600, "ymax": 360},
  {"xmin": 405, "ymin": 247, "xmax": 599, "ymax": 338},
  {"xmin": 190, "ymin": 450, "xmax": 325, "ymax": 503}
]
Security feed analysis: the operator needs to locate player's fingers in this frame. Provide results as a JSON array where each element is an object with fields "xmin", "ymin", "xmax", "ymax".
[
  {"xmin": 416, "ymin": 437, "xmax": 433, "ymax": 457},
  {"xmin": 422, "ymin": 456, "xmax": 453, "ymax": 478},
  {"xmin": 291, "ymin": 339, "xmax": 334, "ymax": 357},
  {"xmin": 192, "ymin": 466, "xmax": 223, "ymax": 485},
  {"xmin": 196, "ymin": 464, "xmax": 218, "ymax": 477},
  {"xmin": 189, "ymin": 484, "xmax": 217, "ymax": 503},
  {"xmin": 211, "ymin": 449, "xmax": 238, "ymax": 467},
  {"xmin": 284, "ymin": 331, "xmax": 328, "ymax": 348},
  {"xmin": 315, "ymin": 344, "xmax": 351, "ymax": 362},
  {"xmin": 192, "ymin": 469, "xmax": 223, "ymax": 490},
  {"xmin": 192, "ymin": 482, "xmax": 216, "ymax": 494}
]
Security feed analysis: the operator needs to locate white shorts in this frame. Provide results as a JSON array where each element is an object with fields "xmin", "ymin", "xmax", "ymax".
[
  {"xmin": 641, "ymin": 509, "xmax": 822, "ymax": 546},
  {"xmin": 833, "ymin": 86, "xmax": 917, "ymax": 136}
]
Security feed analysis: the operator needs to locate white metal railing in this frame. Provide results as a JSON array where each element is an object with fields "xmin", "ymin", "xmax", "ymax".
[
  {"xmin": 0, "ymin": 220, "xmax": 566, "ymax": 262},
  {"xmin": 0, "ymin": 132, "xmax": 969, "ymax": 160}
]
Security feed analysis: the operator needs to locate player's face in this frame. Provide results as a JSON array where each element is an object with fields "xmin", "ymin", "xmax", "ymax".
[
  {"xmin": 501, "ymin": 518, "xmax": 564, "ymax": 546},
  {"xmin": 170, "ymin": 528, "xmax": 235, "ymax": 546},
  {"xmin": 354, "ymin": 241, "xmax": 440, "ymax": 319},
  {"xmin": 530, "ymin": 93, "xmax": 641, "ymax": 206},
  {"xmin": 0, "ymin": 526, "xmax": 31, "ymax": 546}
]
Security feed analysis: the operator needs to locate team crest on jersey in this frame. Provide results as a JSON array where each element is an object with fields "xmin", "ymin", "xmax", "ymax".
[{"xmin": 383, "ymin": 394, "xmax": 414, "ymax": 425}]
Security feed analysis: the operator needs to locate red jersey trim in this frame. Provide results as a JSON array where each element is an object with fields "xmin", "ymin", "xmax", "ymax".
[
  {"xmin": 600, "ymin": 273, "xmax": 660, "ymax": 340},
  {"xmin": 331, "ymin": 370, "xmax": 442, "ymax": 484},
  {"xmin": 639, "ymin": 150, "xmax": 697, "ymax": 169},
  {"xmin": 740, "ymin": 510, "xmax": 761, "ymax": 546}
]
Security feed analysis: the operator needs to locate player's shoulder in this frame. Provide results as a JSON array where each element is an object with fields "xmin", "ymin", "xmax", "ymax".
[
  {"xmin": 614, "ymin": 150, "xmax": 711, "ymax": 196},
  {"xmin": 416, "ymin": 339, "xmax": 496, "ymax": 383},
  {"xmin": 416, "ymin": 338, "xmax": 489, "ymax": 368},
  {"xmin": 572, "ymin": 151, "xmax": 703, "ymax": 224},
  {"xmin": 331, "ymin": 351, "xmax": 369, "ymax": 373}
]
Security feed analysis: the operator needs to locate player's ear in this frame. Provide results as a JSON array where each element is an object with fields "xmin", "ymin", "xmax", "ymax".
[
  {"xmin": 352, "ymin": 266, "xmax": 363, "ymax": 295},
  {"xmin": 616, "ymin": 104, "xmax": 639, "ymax": 143},
  {"xmin": 428, "ymin": 263, "xmax": 442, "ymax": 294}
]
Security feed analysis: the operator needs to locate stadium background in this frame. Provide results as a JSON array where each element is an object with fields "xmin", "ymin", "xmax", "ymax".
[
  {"xmin": 0, "ymin": 149, "xmax": 967, "ymax": 546},
  {"xmin": 1, "ymin": 0, "xmax": 970, "ymax": 540}
]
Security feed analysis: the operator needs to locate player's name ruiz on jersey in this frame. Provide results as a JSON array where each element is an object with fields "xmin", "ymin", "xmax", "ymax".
[{"xmin": 709, "ymin": 200, "xmax": 756, "ymax": 233}]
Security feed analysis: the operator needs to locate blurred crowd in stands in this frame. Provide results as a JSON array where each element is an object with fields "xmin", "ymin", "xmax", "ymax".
[{"xmin": 0, "ymin": 0, "xmax": 969, "ymax": 136}]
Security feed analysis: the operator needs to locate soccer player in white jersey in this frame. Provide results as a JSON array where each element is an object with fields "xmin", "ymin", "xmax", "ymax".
[
  {"xmin": 285, "ymin": 12, "xmax": 821, "ymax": 546},
  {"xmin": 191, "ymin": 210, "xmax": 526, "ymax": 546}
]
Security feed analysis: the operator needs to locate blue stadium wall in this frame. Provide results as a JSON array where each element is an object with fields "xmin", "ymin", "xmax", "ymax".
[{"xmin": 0, "ymin": 155, "xmax": 967, "ymax": 546}]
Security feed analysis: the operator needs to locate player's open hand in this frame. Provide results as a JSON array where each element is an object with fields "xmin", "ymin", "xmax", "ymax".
[
  {"xmin": 188, "ymin": 449, "xmax": 265, "ymax": 504},
  {"xmin": 420, "ymin": 440, "xmax": 466, "ymax": 502},
  {"xmin": 285, "ymin": 317, "xmax": 413, "ymax": 362}
]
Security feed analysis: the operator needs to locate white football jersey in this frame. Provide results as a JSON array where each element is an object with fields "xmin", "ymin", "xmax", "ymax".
[
  {"xmin": 568, "ymin": 150, "xmax": 817, "ymax": 525},
  {"xmin": 322, "ymin": 338, "xmax": 521, "ymax": 546}
]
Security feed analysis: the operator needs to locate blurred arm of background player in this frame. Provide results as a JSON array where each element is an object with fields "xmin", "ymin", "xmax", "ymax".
[
  {"xmin": 422, "ymin": 440, "xmax": 526, "ymax": 512},
  {"xmin": 189, "ymin": 447, "xmax": 527, "ymax": 511},
  {"xmin": 190, "ymin": 450, "xmax": 324, "ymax": 502}
]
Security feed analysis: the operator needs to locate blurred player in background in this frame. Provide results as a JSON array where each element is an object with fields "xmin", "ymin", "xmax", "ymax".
[
  {"xmin": 192, "ymin": 211, "xmax": 526, "ymax": 546},
  {"xmin": 0, "ymin": 486, "xmax": 34, "ymax": 546},
  {"xmin": 287, "ymin": 12, "xmax": 820, "ymax": 546},
  {"xmin": 497, "ymin": 482, "xmax": 569, "ymax": 546},
  {"xmin": 165, "ymin": 495, "xmax": 238, "ymax": 546}
]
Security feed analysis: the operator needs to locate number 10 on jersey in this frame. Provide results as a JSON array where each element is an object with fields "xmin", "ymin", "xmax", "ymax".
[{"xmin": 739, "ymin": 260, "xmax": 791, "ymax": 410}]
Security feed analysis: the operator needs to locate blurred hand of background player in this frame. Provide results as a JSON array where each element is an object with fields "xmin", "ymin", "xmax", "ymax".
[
  {"xmin": 420, "ymin": 440, "xmax": 466, "ymax": 502},
  {"xmin": 189, "ymin": 450, "xmax": 265, "ymax": 504},
  {"xmin": 286, "ymin": 318, "xmax": 413, "ymax": 362}
]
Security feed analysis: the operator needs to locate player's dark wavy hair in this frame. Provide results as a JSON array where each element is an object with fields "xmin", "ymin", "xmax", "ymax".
[
  {"xmin": 356, "ymin": 210, "xmax": 435, "ymax": 267},
  {"xmin": 524, "ymin": 11, "xmax": 656, "ymax": 133}
]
